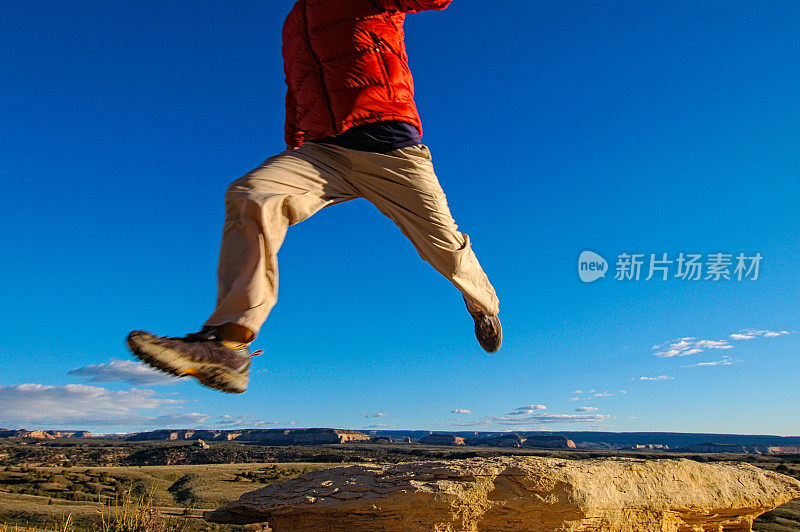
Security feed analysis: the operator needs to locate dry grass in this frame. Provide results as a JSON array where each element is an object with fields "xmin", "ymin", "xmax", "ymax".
[{"xmin": 0, "ymin": 462, "xmax": 334, "ymax": 531}]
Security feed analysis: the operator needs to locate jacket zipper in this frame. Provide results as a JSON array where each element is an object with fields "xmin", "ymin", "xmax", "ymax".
[
  {"xmin": 371, "ymin": 34, "xmax": 395, "ymax": 101},
  {"xmin": 302, "ymin": 0, "xmax": 337, "ymax": 133}
]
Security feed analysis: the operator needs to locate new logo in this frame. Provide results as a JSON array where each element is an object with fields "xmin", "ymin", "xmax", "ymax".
[{"xmin": 578, "ymin": 251, "xmax": 607, "ymax": 283}]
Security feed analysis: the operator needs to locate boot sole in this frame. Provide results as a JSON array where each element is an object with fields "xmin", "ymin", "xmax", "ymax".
[
  {"xmin": 127, "ymin": 331, "xmax": 249, "ymax": 394},
  {"xmin": 474, "ymin": 317, "xmax": 502, "ymax": 353}
]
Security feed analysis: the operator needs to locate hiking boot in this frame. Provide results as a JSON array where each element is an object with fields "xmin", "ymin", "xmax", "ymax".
[
  {"xmin": 464, "ymin": 296, "xmax": 502, "ymax": 352},
  {"xmin": 126, "ymin": 327, "xmax": 260, "ymax": 394}
]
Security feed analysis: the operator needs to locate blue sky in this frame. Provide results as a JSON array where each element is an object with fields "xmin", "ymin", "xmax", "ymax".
[{"xmin": 1, "ymin": 1, "xmax": 799, "ymax": 436}]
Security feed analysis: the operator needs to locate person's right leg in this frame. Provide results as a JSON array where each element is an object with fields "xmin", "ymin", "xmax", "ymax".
[
  {"xmin": 203, "ymin": 143, "xmax": 358, "ymax": 339},
  {"xmin": 127, "ymin": 143, "xmax": 357, "ymax": 392}
]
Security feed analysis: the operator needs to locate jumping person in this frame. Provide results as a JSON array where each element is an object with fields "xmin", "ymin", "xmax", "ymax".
[{"xmin": 127, "ymin": 0, "xmax": 501, "ymax": 394}]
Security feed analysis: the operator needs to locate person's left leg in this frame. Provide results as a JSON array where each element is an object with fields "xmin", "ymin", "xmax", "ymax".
[{"xmin": 348, "ymin": 144, "xmax": 501, "ymax": 350}]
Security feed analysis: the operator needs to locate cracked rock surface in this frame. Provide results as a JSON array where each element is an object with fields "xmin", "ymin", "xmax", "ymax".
[{"xmin": 206, "ymin": 456, "xmax": 800, "ymax": 531}]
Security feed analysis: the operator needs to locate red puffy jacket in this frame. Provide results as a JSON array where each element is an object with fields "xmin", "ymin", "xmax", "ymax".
[{"xmin": 282, "ymin": 0, "xmax": 452, "ymax": 148}]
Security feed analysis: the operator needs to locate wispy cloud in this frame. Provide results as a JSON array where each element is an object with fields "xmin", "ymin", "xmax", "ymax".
[
  {"xmin": 636, "ymin": 375, "xmax": 674, "ymax": 381},
  {"xmin": 507, "ymin": 404, "xmax": 547, "ymax": 415},
  {"xmin": 450, "ymin": 408, "xmax": 472, "ymax": 414},
  {"xmin": 68, "ymin": 359, "xmax": 179, "ymax": 386},
  {"xmin": 150, "ymin": 413, "xmax": 212, "ymax": 426},
  {"xmin": 454, "ymin": 403, "xmax": 609, "ymax": 426},
  {"xmin": 684, "ymin": 356, "xmax": 739, "ymax": 368},
  {"xmin": 653, "ymin": 330, "xmax": 790, "ymax": 358},
  {"xmin": 366, "ymin": 423, "xmax": 396, "ymax": 428},
  {"xmin": 652, "ymin": 338, "xmax": 732, "ymax": 357},
  {"xmin": 0, "ymin": 383, "xmax": 188, "ymax": 428},
  {"xmin": 575, "ymin": 406, "xmax": 599, "ymax": 412},
  {"xmin": 592, "ymin": 392, "xmax": 614, "ymax": 397},
  {"xmin": 361, "ymin": 412, "xmax": 389, "ymax": 418},
  {"xmin": 567, "ymin": 397, "xmax": 580, "ymax": 401},
  {"xmin": 449, "ymin": 420, "xmax": 489, "ymax": 427},
  {"xmin": 730, "ymin": 329, "xmax": 789, "ymax": 340},
  {"xmin": 214, "ymin": 414, "xmax": 281, "ymax": 428},
  {"xmin": 490, "ymin": 413, "xmax": 610, "ymax": 425}
]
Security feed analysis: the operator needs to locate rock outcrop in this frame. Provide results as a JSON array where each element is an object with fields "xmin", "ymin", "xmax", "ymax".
[
  {"xmin": 0, "ymin": 429, "xmax": 93, "ymax": 439},
  {"xmin": 206, "ymin": 456, "xmax": 800, "ymax": 531},
  {"xmin": 21, "ymin": 430, "xmax": 55, "ymax": 439},
  {"xmin": 236, "ymin": 428, "xmax": 372, "ymax": 445},
  {"xmin": 418, "ymin": 433, "xmax": 466, "ymax": 446},
  {"xmin": 462, "ymin": 433, "xmax": 576, "ymax": 449}
]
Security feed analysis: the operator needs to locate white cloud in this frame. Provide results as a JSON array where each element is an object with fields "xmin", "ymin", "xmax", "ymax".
[
  {"xmin": 684, "ymin": 356, "xmax": 738, "ymax": 368},
  {"xmin": 507, "ymin": 404, "xmax": 547, "ymax": 416},
  {"xmin": 451, "ymin": 408, "xmax": 472, "ymax": 414},
  {"xmin": 619, "ymin": 390, "xmax": 627, "ymax": 394},
  {"xmin": 361, "ymin": 412, "xmax": 389, "ymax": 418},
  {"xmin": 592, "ymin": 392, "xmax": 613, "ymax": 397},
  {"xmin": 636, "ymin": 375, "xmax": 674, "ymax": 381},
  {"xmin": 575, "ymin": 406, "xmax": 599, "ymax": 412},
  {"xmin": 0, "ymin": 383, "xmax": 186, "ymax": 428},
  {"xmin": 572, "ymin": 390, "xmax": 584, "ymax": 394},
  {"xmin": 654, "ymin": 330, "xmax": 790, "ymax": 358},
  {"xmin": 68, "ymin": 358, "xmax": 180, "ymax": 386},
  {"xmin": 567, "ymin": 397, "xmax": 580, "ymax": 401},
  {"xmin": 366, "ymin": 423, "xmax": 396, "ymax": 428}
]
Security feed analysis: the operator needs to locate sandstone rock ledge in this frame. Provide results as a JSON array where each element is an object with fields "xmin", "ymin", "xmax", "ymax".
[{"xmin": 206, "ymin": 457, "xmax": 800, "ymax": 531}]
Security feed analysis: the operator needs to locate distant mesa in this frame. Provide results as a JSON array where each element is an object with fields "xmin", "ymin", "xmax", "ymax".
[
  {"xmin": 2, "ymin": 428, "xmax": 800, "ymax": 456},
  {"xmin": 0, "ymin": 429, "xmax": 92, "ymax": 439},
  {"xmin": 418, "ymin": 433, "xmax": 466, "ymax": 446},
  {"xmin": 207, "ymin": 456, "xmax": 800, "ymax": 531},
  {"xmin": 418, "ymin": 433, "xmax": 576, "ymax": 449},
  {"xmin": 120, "ymin": 429, "xmax": 579, "ymax": 450},
  {"xmin": 124, "ymin": 428, "xmax": 372, "ymax": 446}
]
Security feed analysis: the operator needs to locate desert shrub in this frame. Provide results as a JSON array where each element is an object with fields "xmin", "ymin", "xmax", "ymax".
[
  {"xmin": 0, "ymin": 512, "xmax": 74, "ymax": 531},
  {"xmin": 97, "ymin": 486, "xmax": 188, "ymax": 532},
  {"xmin": 166, "ymin": 475, "xmax": 200, "ymax": 508}
]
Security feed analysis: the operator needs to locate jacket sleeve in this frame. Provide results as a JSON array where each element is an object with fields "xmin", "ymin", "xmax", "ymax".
[
  {"xmin": 373, "ymin": 0, "xmax": 451, "ymax": 13},
  {"xmin": 284, "ymin": 82, "xmax": 304, "ymax": 149}
]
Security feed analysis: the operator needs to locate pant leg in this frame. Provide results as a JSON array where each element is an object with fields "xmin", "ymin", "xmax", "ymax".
[
  {"xmin": 204, "ymin": 143, "xmax": 357, "ymax": 337},
  {"xmin": 349, "ymin": 143, "xmax": 500, "ymax": 316}
]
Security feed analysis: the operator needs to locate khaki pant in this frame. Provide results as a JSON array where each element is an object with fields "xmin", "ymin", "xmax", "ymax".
[{"xmin": 203, "ymin": 141, "xmax": 499, "ymax": 337}]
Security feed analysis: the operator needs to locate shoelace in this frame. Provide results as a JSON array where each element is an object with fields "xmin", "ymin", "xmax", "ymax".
[
  {"xmin": 182, "ymin": 329, "xmax": 218, "ymax": 342},
  {"xmin": 182, "ymin": 328, "xmax": 263, "ymax": 357},
  {"xmin": 478, "ymin": 316, "xmax": 496, "ymax": 336}
]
